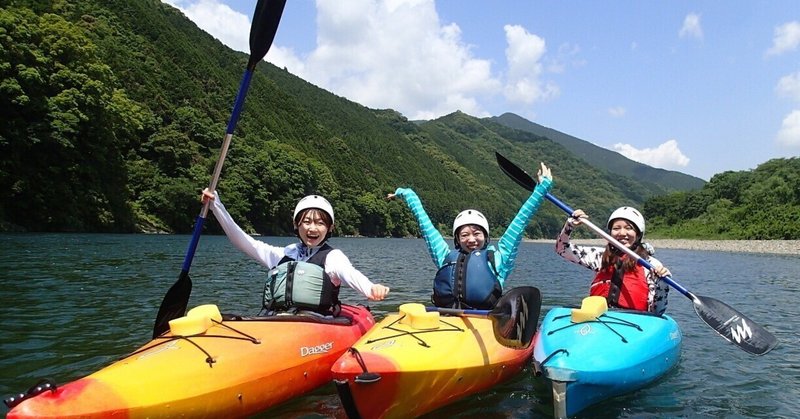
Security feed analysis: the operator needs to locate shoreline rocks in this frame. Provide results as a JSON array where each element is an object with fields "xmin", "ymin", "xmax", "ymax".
[{"xmin": 526, "ymin": 239, "xmax": 799, "ymax": 256}]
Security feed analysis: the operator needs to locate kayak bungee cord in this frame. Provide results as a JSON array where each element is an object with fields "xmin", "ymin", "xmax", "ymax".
[
  {"xmin": 547, "ymin": 313, "xmax": 644, "ymax": 343},
  {"xmin": 534, "ymin": 314, "xmax": 644, "ymax": 377},
  {"xmin": 346, "ymin": 347, "xmax": 382, "ymax": 384},
  {"xmin": 534, "ymin": 349, "xmax": 569, "ymax": 376},
  {"xmin": 208, "ymin": 319, "xmax": 261, "ymax": 342},
  {"xmin": 129, "ymin": 321, "xmax": 262, "ymax": 367},
  {"xmin": 365, "ymin": 315, "xmax": 465, "ymax": 347}
]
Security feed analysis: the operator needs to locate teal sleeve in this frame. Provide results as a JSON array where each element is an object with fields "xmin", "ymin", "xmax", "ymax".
[
  {"xmin": 494, "ymin": 176, "xmax": 553, "ymax": 285},
  {"xmin": 394, "ymin": 187, "xmax": 451, "ymax": 268}
]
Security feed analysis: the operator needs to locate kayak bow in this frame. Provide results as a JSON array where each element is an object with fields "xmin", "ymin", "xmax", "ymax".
[
  {"xmin": 7, "ymin": 304, "xmax": 374, "ymax": 418},
  {"xmin": 533, "ymin": 297, "xmax": 681, "ymax": 418},
  {"xmin": 332, "ymin": 302, "xmax": 533, "ymax": 418}
]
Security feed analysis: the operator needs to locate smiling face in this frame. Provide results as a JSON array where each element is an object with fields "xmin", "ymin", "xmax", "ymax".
[
  {"xmin": 296, "ymin": 208, "xmax": 331, "ymax": 248},
  {"xmin": 456, "ymin": 224, "xmax": 486, "ymax": 251},
  {"xmin": 609, "ymin": 219, "xmax": 639, "ymax": 249}
]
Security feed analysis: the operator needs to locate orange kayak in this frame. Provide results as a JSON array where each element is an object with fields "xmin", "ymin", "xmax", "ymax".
[
  {"xmin": 331, "ymin": 303, "xmax": 533, "ymax": 418},
  {"xmin": 6, "ymin": 304, "xmax": 374, "ymax": 418}
]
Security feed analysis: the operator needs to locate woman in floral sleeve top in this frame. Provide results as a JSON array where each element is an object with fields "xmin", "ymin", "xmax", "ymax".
[{"xmin": 555, "ymin": 207, "xmax": 670, "ymax": 315}]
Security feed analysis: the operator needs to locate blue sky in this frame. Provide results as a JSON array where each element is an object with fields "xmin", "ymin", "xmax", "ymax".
[{"xmin": 162, "ymin": 1, "xmax": 800, "ymax": 181}]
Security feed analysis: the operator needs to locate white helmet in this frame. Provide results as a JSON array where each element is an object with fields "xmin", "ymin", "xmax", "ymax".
[
  {"xmin": 607, "ymin": 206, "xmax": 645, "ymax": 235},
  {"xmin": 452, "ymin": 209, "xmax": 489, "ymax": 237},
  {"xmin": 293, "ymin": 195, "xmax": 335, "ymax": 224}
]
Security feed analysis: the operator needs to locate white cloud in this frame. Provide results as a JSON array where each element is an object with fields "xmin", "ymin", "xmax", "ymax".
[
  {"xmin": 678, "ymin": 13, "xmax": 703, "ymax": 40},
  {"xmin": 157, "ymin": 1, "xmax": 578, "ymax": 121},
  {"xmin": 161, "ymin": 0, "xmax": 513, "ymax": 120},
  {"xmin": 503, "ymin": 24, "xmax": 559, "ymax": 105},
  {"xmin": 776, "ymin": 72, "xmax": 800, "ymax": 101},
  {"xmin": 266, "ymin": 45, "xmax": 306, "ymax": 74},
  {"xmin": 766, "ymin": 21, "xmax": 800, "ymax": 56},
  {"xmin": 777, "ymin": 110, "xmax": 800, "ymax": 147},
  {"xmin": 301, "ymin": 0, "xmax": 508, "ymax": 119},
  {"xmin": 164, "ymin": 0, "xmax": 250, "ymax": 53},
  {"xmin": 612, "ymin": 139, "xmax": 690, "ymax": 169},
  {"xmin": 608, "ymin": 106, "xmax": 626, "ymax": 118}
]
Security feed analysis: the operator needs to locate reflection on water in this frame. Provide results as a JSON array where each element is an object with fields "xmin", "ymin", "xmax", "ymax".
[{"xmin": 1, "ymin": 234, "xmax": 798, "ymax": 418}]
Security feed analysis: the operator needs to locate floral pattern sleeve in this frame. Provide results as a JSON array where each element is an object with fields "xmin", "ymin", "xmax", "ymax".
[
  {"xmin": 645, "ymin": 256, "xmax": 670, "ymax": 315},
  {"xmin": 555, "ymin": 220, "xmax": 604, "ymax": 272}
]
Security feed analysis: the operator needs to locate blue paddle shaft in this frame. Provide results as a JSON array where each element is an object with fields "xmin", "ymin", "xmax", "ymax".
[
  {"xmin": 186, "ymin": 69, "xmax": 254, "ymax": 273},
  {"xmin": 225, "ymin": 71, "xmax": 254, "ymax": 135},
  {"xmin": 181, "ymin": 215, "xmax": 207, "ymax": 272},
  {"xmin": 544, "ymin": 193, "xmax": 692, "ymax": 297}
]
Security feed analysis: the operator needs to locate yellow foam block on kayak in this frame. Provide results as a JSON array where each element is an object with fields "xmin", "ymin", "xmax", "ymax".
[
  {"xmin": 169, "ymin": 315, "xmax": 211, "ymax": 335},
  {"xmin": 398, "ymin": 303, "xmax": 440, "ymax": 330},
  {"xmin": 571, "ymin": 296, "xmax": 608, "ymax": 323},
  {"xmin": 168, "ymin": 304, "xmax": 222, "ymax": 335},
  {"xmin": 187, "ymin": 304, "xmax": 222, "ymax": 322}
]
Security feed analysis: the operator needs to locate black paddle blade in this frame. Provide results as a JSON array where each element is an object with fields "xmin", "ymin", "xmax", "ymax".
[
  {"xmin": 491, "ymin": 286, "xmax": 542, "ymax": 349},
  {"xmin": 496, "ymin": 152, "xmax": 536, "ymax": 191},
  {"xmin": 152, "ymin": 271, "xmax": 191, "ymax": 338},
  {"xmin": 248, "ymin": 0, "xmax": 287, "ymax": 68},
  {"xmin": 694, "ymin": 295, "xmax": 778, "ymax": 355}
]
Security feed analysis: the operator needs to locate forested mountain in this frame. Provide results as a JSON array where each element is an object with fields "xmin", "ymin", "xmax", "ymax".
[
  {"xmin": 2, "ymin": 0, "xmax": 797, "ymax": 240},
  {"xmin": 489, "ymin": 113, "xmax": 706, "ymax": 192}
]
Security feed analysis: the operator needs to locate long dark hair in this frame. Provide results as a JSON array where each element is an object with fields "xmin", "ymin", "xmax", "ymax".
[{"xmin": 601, "ymin": 244, "xmax": 649, "ymax": 272}]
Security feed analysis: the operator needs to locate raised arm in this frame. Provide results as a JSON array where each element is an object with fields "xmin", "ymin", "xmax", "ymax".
[
  {"xmin": 495, "ymin": 163, "xmax": 553, "ymax": 282},
  {"xmin": 202, "ymin": 189, "xmax": 284, "ymax": 269},
  {"xmin": 388, "ymin": 187, "xmax": 450, "ymax": 267}
]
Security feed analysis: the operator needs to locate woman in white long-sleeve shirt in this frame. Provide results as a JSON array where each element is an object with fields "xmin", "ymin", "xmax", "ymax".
[{"xmin": 203, "ymin": 189, "xmax": 389, "ymax": 316}]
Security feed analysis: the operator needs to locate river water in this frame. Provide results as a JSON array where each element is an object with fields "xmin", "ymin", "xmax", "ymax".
[{"xmin": 0, "ymin": 233, "xmax": 798, "ymax": 418}]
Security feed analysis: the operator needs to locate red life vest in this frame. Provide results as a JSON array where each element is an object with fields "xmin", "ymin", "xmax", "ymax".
[{"xmin": 590, "ymin": 262, "xmax": 649, "ymax": 311}]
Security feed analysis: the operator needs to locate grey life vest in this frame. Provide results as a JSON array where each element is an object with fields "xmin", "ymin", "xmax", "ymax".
[
  {"xmin": 263, "ymin": 243, "xmax": 340, "ymax": 315},
  {"xmin": 432, "ymin": 248, "xmax": 502, "ymax": 310}
]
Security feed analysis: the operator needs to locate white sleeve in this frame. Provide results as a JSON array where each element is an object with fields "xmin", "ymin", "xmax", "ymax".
[
  {"xmin": 325, "ymin": 249, "xmax": 375, "ymax": 298},
  {"xmin": 208, "ymin": 194, "xmax": 285, "ymax": 269}
]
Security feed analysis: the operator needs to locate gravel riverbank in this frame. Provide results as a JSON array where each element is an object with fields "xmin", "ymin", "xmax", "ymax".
[{"xmin": 527, "ymin": 239, "xmax": 799, "ymax": 256}]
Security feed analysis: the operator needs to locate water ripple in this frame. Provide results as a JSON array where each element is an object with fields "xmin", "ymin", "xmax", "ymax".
[{"xmin": 1, "ymin": 235, "xmax": 798, "ymax": 418}]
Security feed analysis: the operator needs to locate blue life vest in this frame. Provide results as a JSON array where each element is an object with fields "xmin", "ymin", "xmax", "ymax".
[
  {"xmin": 432, "ymin": 248, "xmax": 502, "ymax": 309},
  {"xmin": 264, "ymin": 243, "xmax": 341, "ymax": 315}
]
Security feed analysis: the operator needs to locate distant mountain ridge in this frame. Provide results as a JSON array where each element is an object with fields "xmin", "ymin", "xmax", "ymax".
[{"xmin": 489, "ymin": 113, "xmax": 706, "ymax": 191}]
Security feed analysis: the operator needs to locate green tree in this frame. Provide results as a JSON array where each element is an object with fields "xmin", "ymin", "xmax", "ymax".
[{"xmin": 1, "ymin": 7, "xmax": 152, "ymax": 231}]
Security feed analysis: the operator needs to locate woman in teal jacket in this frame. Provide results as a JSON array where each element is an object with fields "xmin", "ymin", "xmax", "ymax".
[{"xmin": 387, "ymin": 162, "xmax": 553, "ymax": 309}]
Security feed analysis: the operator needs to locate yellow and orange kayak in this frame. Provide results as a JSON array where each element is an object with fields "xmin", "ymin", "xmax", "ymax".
[
  {"xmin": 6, "ymin": 304, "xmax": 374, "ymax": 418},
  {"xmin": 331, "ymin": 303, "xmax": 533, "ymax": 418}
]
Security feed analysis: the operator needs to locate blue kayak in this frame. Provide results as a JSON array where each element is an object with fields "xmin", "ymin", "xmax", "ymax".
[{"xmin": 532, "ymin": 297, "xmax": 682, "ymax": 418}]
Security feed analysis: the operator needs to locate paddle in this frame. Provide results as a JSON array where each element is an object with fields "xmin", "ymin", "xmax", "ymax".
[
  {"xmin": 152, "ymin": 0, "xmax": 288, "ymax": 338},
  {"xmin": 427, "ymin": 286, "xmax": 541, "ymax": 349},
  {"xmin": 495, "ymin": 152, "xmax": 778, "ymax": 356}
]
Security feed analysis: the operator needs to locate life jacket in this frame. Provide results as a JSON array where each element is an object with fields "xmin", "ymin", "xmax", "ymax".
[
  {"xmin": 263, "ymin": 243, "xmax": 340, "ymax": 315},
  {"xmin": 432, "ymin": 248, "xmax": 502, "ymax": 310},
  {"xmin": 590, "ymin": 259, "xmax": 649, "ymax": 311}
]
